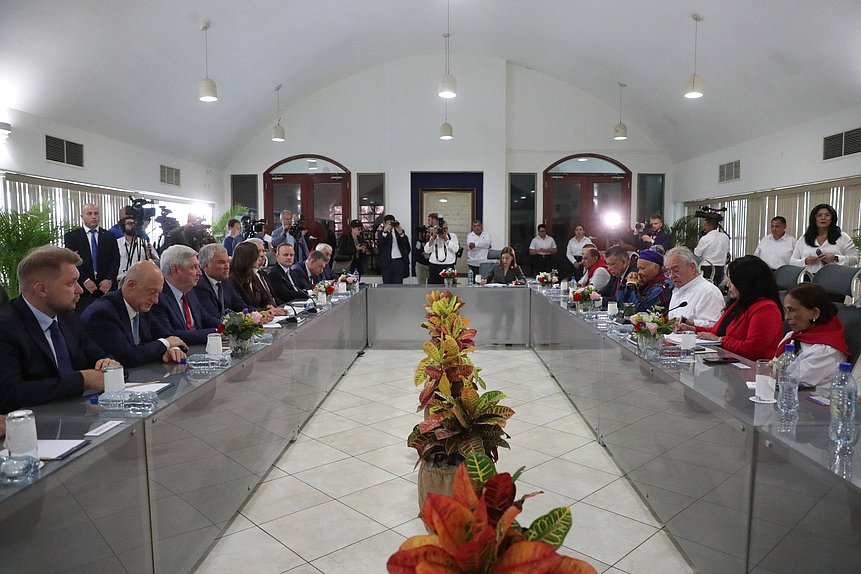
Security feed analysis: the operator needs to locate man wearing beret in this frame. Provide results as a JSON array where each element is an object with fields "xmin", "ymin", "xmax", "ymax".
[{"xmin": 619, "ymin": 249, "xmax": 674, "ymax": 313}]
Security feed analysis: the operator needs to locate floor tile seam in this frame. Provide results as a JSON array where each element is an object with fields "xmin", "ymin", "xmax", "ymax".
[
  {"xmin": 607, "ymin": 527, "xmax": 689, "ymax": 573},
  {"xmin": 574, "ymin": 499, "xmax": 664, "ymax": 531},
  {"xmin": 301, "ymin": 523, "xmax": 401, "ymax": 565},
  {"xmin": 290, "ymin": 449, "xmax": 401, "ymax": 483},
  {"xmin": 663, "ymin": 529, "xmax": 747, "ymax": 561},
  {"xmin": 241, "ymin": 491, "xmax": 336, "ymax": 528}
]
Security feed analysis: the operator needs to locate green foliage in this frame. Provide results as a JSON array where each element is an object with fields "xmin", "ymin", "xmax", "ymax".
[
  {"xmin": 0, "ymin": 201, "xmax": 70, "ymax": 298},
  {"xmin": 851, "ymin": 229, "xmax": 861, "ymax": 254},
  {"xmin": 668, "ymin": 214, "xmax": 701, "ymax": 250},
  {"xmin": 524, "ymin": 507, "xmax": 573, "ymax": 549},
  {"xmin": 210, "ymin": 203, "xmax": 250, "ymax": 241}
]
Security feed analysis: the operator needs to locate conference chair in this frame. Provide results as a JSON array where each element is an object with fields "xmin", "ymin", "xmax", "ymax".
[
  {"xmin": 478, "ymin": 249, "xmax": 502, "ymax": 279},
  {"xmin": 812, "ymin": 264, "xmax": 859, "ymax": 304},
  {"xmin": 774, "ymin": 264, "xmax": 810, "ymax": 303}
]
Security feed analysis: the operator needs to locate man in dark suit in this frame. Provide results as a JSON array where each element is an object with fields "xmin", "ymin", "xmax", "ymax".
[
  {"xmin": 81, "ymin": 261, "xmax": 187, "ymax": 367},
  {"xmin": 150, "ymin": 245, "xmax": 220, "ymax": 346},
  {"xmin": 600, "ymin": 245, "xmax": 639, "ymax": 307},
  {"xmin": 314, "ymin": 243, "xmax": 338, "ymax": 281},
  {"xmin": 289, "ymin": 250, "xmax": 327, "ymax": 292},
  {"xmin": 64, "ymin": 203, "xmax": 121, "ymax": 312},
  {"xmin": 336, "ymin": 219, "xmax": 367, "ymax": 276},
  {"xmin": 378, "ymin": 216, "xmax": 410, "ymax": 284},
  {"xmin": 267, "ymin": 243, "xmax": 311, "ymax": 304},
  {"xmin": 0, "ymin": 246, "xmax": 119, "ymax": 413},
  {"xmin": 193, "ymin": 244, "xmax": 248, "ymax": 317}
]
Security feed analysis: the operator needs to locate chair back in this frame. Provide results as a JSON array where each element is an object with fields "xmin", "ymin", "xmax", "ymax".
[
  {"xmin": 812, "ymin": 265, "xmax": 859, "ymax": 298},
  {"xmin": 478, "ymin": 261, "xmax": 495, "ymax": 278},
  {"xmin": 486, "ymin": 249, "xmax": 501, "ymax": 261},
  {"xmin": 836, "ymin": 304, "xmax": 861, "ymax": 365},
  {"xmin": 773, "ymin": 265, "xmax": 808, "ymax": 291}
]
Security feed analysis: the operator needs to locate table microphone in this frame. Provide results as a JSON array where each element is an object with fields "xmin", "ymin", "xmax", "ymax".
[{"xmin": 667, "ymin": 301, "xmax": 688, "ymax": 313}]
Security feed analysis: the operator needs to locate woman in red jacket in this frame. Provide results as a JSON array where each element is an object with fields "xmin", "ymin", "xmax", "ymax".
[{"xmin": 678, "ymin": 255, "xmax": 784, "ymax": 360}]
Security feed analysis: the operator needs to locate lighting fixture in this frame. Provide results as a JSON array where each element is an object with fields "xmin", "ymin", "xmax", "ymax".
[
  {"xmin": 307, "ymin": 159, "xmax": 318, "ymax": 171},
  {"xmin": 684, "ymin": 14, "xmax": 704, "ymax": 99},
  {"xmin": 272, "ymin": 84, "xmax": 285, "ymax": 142},
  {"xmin": 198, "ymin": 20, "xmax": 218, "ymax": 102},
  {"xmin": 604, "ymin": 212, "xmax": 622, "ymax": 228},
  {"xmin": 439, "ymin": 198, "xmax": 448, "ymax": 203},
  {"xmin": 439, "ymin": 100, "xmax": 453, "ymax": 140},
  {"xmin": 0, "ymin": 122, "xmax": 10, "ymax": 143},
  {"xmin": 438, "ymin": 1, "xmax": 457, "ymax": 98},
  {"xmin": 614, "ymin": 83, "xmax": 628, "ymax": 140},
  {"xmin": 577, "ymin": 157, "xmax": 588, "ymax": 162}
]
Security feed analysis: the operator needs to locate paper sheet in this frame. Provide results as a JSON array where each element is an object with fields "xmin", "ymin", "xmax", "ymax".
[{"xmin": 1, "ymin": 439, "xmax": 89, "ymax": 460}]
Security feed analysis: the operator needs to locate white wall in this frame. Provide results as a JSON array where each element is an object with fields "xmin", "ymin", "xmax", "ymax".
[
  {"xmin": 0, "ymin": 108, "xmax": 225, "ymax": 204},
  {"xmin": 672, "ymin": 103, "xmax": 861, "ymax": 210}
]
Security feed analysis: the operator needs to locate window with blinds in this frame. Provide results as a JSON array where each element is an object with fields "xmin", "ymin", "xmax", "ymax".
[{"xmin": 685, "ymin": 176, "xmax": 861, "ymax": 258}]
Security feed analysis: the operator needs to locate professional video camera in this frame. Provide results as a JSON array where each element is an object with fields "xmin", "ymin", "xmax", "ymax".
[
  {"xmin": 288, "ymin": 216, "xmax": 306, "ymax": 240},
  {"xmin": 126, "ymin": 196, "xmax": 157, "ymax": 237},
  {"xmin": 694, "ymin": 205, "xmax": 727, "ymax": 224},
  {"xmin": 240, "ymin": 211, "xmax": 266, "ymax": 240},
  {"xmin": 434, "ymin": 217, "xmax": 447, "ymax": 235}
]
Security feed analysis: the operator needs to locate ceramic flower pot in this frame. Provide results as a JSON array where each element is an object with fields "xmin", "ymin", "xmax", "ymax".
[{"xmin": 417, "ymin": 458, "xmax": 459, "ymax": 522}]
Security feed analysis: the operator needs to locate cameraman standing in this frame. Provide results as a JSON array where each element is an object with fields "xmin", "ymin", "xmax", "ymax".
[
  {"xmin": 271, "ymin": 210, "xmax": 295, "ymax": 249},
  {"xmin": 413, "ymin": 225, "xmax": 431, "ymax": 284},
  {"xmin": 424, "ymin": 218, "xmax": 459, "ymax": 284},
  {"xmin": 118, "ymin": 216, "xmax": 158, "ymax": 280},
  {"xmin": 378, "ymin": 215, "xmax": 410, "ymax": 284},
  {"xmin": 694, "ymin": 215, "xmax": 730, "ymax": 285}
]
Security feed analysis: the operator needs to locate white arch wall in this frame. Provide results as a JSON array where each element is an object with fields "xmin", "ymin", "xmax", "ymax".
[{"xmin": 225, "ymin": 54, "xmax": 672, "ymax": 246}]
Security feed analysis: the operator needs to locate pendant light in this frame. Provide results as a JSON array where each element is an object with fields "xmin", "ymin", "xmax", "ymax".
[
  {"xmin": 439, "ymin": 100, "xmax": 453, "ymax": 140},
  {"xmin": 438, "ymin": 0, "xmax": 457, "ymax": 98},
  {"xmin": 271, "ymin": 84, "xmax": 285, "ymax": 142},
  {"xmin": 684, "ymin": 14, "xmax": 704, "ymax": 99},
  {"xmin": 198, "ymin": 20, "xmax": 218, "ymax": 102},
  {"xmin": 614, "ymin": 83, "xmax": 628, "ymax": 140}
]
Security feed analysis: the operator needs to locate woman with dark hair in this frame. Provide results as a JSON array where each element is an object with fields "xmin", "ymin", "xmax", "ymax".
[
  {"xmin": 677, "ymin": 255, "xmax": 783, "ymax": 360},
  {"xmin": 790, "ymin": 203, "xmax": 858, "ymax": 273},
  {"xmin": 482, "ymin": 246, "xmax": 526, "ymax": 285},
  {"xmin": 777, "ymin": 283, "xmax": 850, "ymax": 389},
  {"xmin": 229, "ymin": 241, "xmax": 284, "ymax": 314}
]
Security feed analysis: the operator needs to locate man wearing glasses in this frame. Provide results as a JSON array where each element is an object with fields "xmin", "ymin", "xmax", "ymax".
[{"xmin": 665, "ymin": 247, "xmax": 724, "ymax": 328}]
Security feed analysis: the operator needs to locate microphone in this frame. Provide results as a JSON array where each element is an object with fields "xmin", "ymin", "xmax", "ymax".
[{"xmin": 667, "ymin": 301, "xmax": 688, "ymax": 314}]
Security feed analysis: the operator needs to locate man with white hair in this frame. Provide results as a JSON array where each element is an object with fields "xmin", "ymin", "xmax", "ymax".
[
  {"xmin": 193, "ymin": 243, "xmax": 248, "ymax": 316},
  {"xmin": 664, "ymin": 247, "xmax": 724, "ymax": 327},
  {"xmin": 150, "ymin": 245, "xmax": 220, "ymax": 345},
  {"xmin": 315, "ymin": 243, "xmax": 338, "ymax": 280}
]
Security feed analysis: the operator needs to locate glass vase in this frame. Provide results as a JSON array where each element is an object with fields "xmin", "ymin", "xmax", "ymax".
[
  {"xmin": 444, "ymin": 277, "xmax": 453, "ymax": 288},
  {"xmin": 637, "ymin": 334, "xmax": 663, "ymax": 361},
  {"xmin": 229, "ymin": 334, "xmax": 253, "ymax": 356}
]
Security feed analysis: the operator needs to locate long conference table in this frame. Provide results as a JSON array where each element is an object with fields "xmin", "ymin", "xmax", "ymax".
[{"xmin": 1, "ymin": 286, "xmax": 859, "ymax": 573}]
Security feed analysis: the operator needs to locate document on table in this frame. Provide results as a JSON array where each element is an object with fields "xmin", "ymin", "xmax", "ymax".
[
  {"xmin": 1, "ymin": 439, "xmax": 89, "ymax": 460},
  {"xmin": 125, "ymin": 382, "xmax": 172, "ymax": 393},
  {"xmin": 664, "ymin": 334, "xmax": 721, "ymax": 346}
]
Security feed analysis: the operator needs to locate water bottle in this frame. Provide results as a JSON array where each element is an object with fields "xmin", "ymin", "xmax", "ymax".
[
  {"xmin": 829, "ymin": 362, "xmax": 857, "ymax": 445},
  {"xmin": 467, "ymin": 268, "xmax": 474, "ymax": 286},
  {"xmin": 97, "ymin": 390, "xmax": 159, "ymax": 414},
  {"xmin": 775, "ymin": 344, "xmax": 799, "ymax": 416}
]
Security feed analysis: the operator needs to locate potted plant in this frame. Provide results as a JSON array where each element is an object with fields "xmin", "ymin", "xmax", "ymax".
[
  {"xmin": 408, "ymin": 387, "xmax": 514, "ymax": 508},
  {"xmin": 0, "ymin": 201, "xmax": 69, "ymax": 298},
  {"xmin": 387, "ymin": 453, "xmax": 598, "ymax": 574},
  {"xmin": 210, "ymin": 203, "xmax": 250, "ymax": 242},
  {"xmin": 219, "ymin": 310, "xmax": 265, "ymax": 356},
  {"xmin": 629, "ymin": 307, "xmax": 677, "ymax": 360},
  {"xmin": 668, "ymin": 214, "xmax": 701, "ymax": 250}
]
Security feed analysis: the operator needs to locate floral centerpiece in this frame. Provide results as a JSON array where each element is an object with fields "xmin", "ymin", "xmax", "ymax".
[
  {"xmin": 219, "ymin": 310, "xmax": 264, "ymax": 355},
  {"xmin": 338, "ymin": 272, "xmax": 358, "ymax": 293},
  {"xmin": 571, "ymin": 285, "xmax": 600, "ymax": 312},
  {"xmin": 439, "ymin": 268, "xmax": 458, "ymax": 286},
  {"xmin": 629, "ymin": 307, "xmax": 677, "ymax": 359},
  {"xmin": 313, "ymin": 280, "xmax": 336, "ymax": 302},
  {"xmin": 536, "ymin": 269, "xmax": 559, "ymax": 287}
]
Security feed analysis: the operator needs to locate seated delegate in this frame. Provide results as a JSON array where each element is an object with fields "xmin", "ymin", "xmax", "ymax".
[
  {"xmin": 777, "ymin": 283, "xmax": 850, "ymax": 389},
  {"xmin": 577, "ymin": 248, "xmax": 610, "ymax": 291},
  {"xmin": 0, "ymin": 246, "xmax": 119, "ymax": 413},
  {"xmin": 665, "ymin": 246, "xmax": 724, "ymax": 328},
  {"xmin": 678, "ymin": 255, "xmax": 784, "ymax": 361},
  {"xmin": 619, "ymin": 249, "xmax": 673, "ymax": 313},
  {"xmin": 482, "ymin": 246, "xmax": 526, "ymax": 285}
]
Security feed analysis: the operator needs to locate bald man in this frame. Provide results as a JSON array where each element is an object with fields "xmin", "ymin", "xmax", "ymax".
[
  {"xmin": 81, "ymin": 261, "xmax": 187, "ymax": 367},
  {"xmin": 64, "ymin": 202, "xmax": 120, "ymax": 311}
]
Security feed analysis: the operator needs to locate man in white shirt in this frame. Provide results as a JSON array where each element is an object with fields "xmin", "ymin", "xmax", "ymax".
[
  {"xmin": 577, "ymin": 248, "xmax": 611, "ymax": 291},
  {"xmin": 117, "ymin": 216, "xmax": 158, "ymax": 280},
  {"xmin": 466, "ymin": 219, "xmax": 492, "ymax": 278},
  {"xmin": 529, "ymin": 224, "xmax": 557, "ymax": 275},
  {"xmin": 424, "ymin": 219, "xmax": 459, "ymax": 284},
  {"xmin": 754, "ymin": 216, "xmax": 795, "ymax": 270},
  {"xmin": 693, "ymin": 217, "xmax": 731, "ymax": 285},
  {"xmin": 665, "ymin": 247, "xmax": 725, "ymax": 328}
]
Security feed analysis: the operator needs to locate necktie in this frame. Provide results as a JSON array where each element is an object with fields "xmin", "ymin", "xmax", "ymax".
[
  {"xmin": 132, "ymin": 314, "xmax": 140, "ymax": 345},
  {"xmin": 181, "ymin": 294, "xmax": 194, "ymax": 329},
  {"xmin": 48, "ymin": 320, "xmax": 74, "ymax": 373},
  {"xmin": 89, "ymin": 229, "xmax": 99, "ymax": 275},
  {"xmin": 215, "ymin": 282, "xmax": 224, "ymax": 313}
]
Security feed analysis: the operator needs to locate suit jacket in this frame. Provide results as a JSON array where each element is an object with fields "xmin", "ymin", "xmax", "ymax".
[
  {"xmin": 193, "ymin": 273, "xmax": 248, "ymax": 317},
  {"xmin": 229, "ymin": 273, "xmax": 276, "ymax": 310},
  {"xmin": 266, "ymin": 264, "xmax": 310, "ymax": 304},
  {"xmin": 336, "ymin": 233, "xmax": 365, "ymax": 271},
  {"xmin": 378, "ymin": 230, "xmax": 411, "ymax": 277},
  {"xmin": 150, "ymin": 286, "xmax": 219, "ymax": 346},
  {"xmin": 289, "ymin": 262, "xmax": 318, "ymax": 292},
  {"xmin": 64, "ymin": 226, "xmax": 121, "ymax": 289},
  {"xmin": 80, "ymin": 291, "xmax": 166, "ymax": 368},
  {"xmin": 0, "ymin": 297, "xmax": 109, "ymax": 413},
  {"xmin": 485, "ymin": 263, "xmax": 526, "ymax": 284}
]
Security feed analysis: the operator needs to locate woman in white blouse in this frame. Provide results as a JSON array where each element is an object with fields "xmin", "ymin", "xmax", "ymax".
[
  {"xmin": 777, "ymin": 283, "xmax": 850, "ymax": 389},
  {"xmin": 566, "ymin": 225, "xmax": 592, "ymax": 281},
  {"xmin": 790, "ymin": 203, "xmax": 859, "ymax": 274}
]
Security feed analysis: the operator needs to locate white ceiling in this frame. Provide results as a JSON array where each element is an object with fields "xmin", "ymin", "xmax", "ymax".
[{"xmin": 2, "ymin": 0, "xmax": 860, "ymax": 167}]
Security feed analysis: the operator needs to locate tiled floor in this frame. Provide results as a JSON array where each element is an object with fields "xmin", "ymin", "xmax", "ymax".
[{"xmin": 196, "ymin": 349, "xmax": 694, "ymax": 574}]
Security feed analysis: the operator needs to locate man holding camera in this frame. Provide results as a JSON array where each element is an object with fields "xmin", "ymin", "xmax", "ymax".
[
  {"xmin": 378, "ymin": 215, "xmax": 411, "ymax": 284},
  {"xmin": 638, "ymin": 214, "xmax": 672, "ymax": 253},
  {"xmin": 117, "ymin": 216, "xmax": 158, "ymax": 280},
  {"xmin": 424, "ymin": 217, "xmax": 459, "ymax": 285},
  {"xmin": 271, "ymin": 210, "xmax": 296, "ymax": 250},
  {"xmin": 694, "ymin": 216, "xmax": 730, "ymax": 285}
]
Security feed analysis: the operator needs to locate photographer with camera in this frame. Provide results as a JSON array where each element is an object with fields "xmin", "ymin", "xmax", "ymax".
[
  {"xmin": 168, "ymin": 213, "xmax": 214, "ymax": 252},
  {"xmin": 117, "ymin": 216, "xmax": 158, "ymax": 280},
  {"xmin": 693, "ymin": 209, "xmax": 730, "ymax": 285},
  {"xmin": 637, "ymin": 214, "xmax": 672, "ymax": 252},
  {"xmin": 413, "ymin": 223, "xmax": 432, "ymax": 284},
  {"xmin": 378, "ymin": 215, "xmax": 410, "ymax": 284},
  {"xmin": 271, "ymin": 210, "xmax": 295, "ymax": 249},
  {"xmin": 337, "ymin": 219, "xmax": 368, "ymax": 276},
  {"xmin": 424, "ymin": 217, "xmax": 459, "ymax": 285}
]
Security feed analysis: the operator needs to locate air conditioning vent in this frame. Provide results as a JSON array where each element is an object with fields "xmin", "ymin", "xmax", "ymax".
[
  {"xmin": 160, "ymin": 164, "xmax": 181, "ymax": 186},
  {"xmin": 718, "ymin": 160, "xmax": 740, "ymax": 183},
  {"xmin": 46, "ymin": 135, "xmax": 84, "ymax": 167},
  {"xmin": 823, "ymin": 127, "xmax": 861, "ymax": 160}
]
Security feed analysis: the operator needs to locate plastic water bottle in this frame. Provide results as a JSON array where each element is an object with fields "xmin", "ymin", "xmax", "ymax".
[
  {"xmin": 467, "ymin": 268, "xmax": 474, "ymax": 286},
  {"xmin": 97, "ymin": 390, "xmax": 159, "ymax": 414},
  {"xmin": 775, "ymin": 344, "xmax": 799, "ymax": 416},
  {"xmin": 829, "ymin": 362, "xmax": 857, "ymax": 445}
]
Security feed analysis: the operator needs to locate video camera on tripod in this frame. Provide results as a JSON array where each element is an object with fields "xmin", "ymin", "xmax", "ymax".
[
  {"xmin": 126, "ymin": 196, "xmax": 157, "ymax": 237},
  {"xmin": 694, "ymin": 205, "xmax": 727, "ymax": 224},
  {"xmin": 240, "ymin": 211, "xmax": 266, "ymax": 240}
]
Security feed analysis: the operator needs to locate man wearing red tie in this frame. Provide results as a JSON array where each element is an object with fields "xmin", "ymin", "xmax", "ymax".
[
  {"xmin": 63, "ymin": 203, "xmax": 120, "ymax": 313},
  {"xmin": 150, "ymin": 245, "xmax": 220, "ymax": 345}
]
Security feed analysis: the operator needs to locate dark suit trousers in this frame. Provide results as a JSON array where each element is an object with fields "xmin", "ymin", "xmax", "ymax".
[{"xmin": 381, "ymin": 258, "xmax": 405, "ymax": 284}]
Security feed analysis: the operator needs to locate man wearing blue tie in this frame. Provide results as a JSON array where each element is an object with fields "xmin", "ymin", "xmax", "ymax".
[
  {"xmin": 63, "ymin": 203, "xmax": 120, "ymax": 313},
  {"xmin": 81, "ymin": 261, "xmax": 187, "ymax": 367},
  {"xmin": 0, "ymin": 246, "xmax": 119, "ymax": 413}
]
